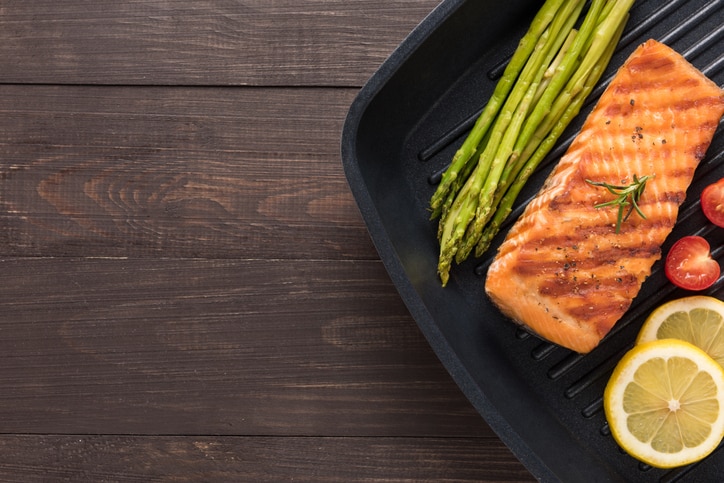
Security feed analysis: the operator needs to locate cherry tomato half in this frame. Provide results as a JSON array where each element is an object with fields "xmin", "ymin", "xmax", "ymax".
[
  {"xmin": 665, "ymin": 236, "xmax": 720, "ymax": 291},
  {"xmin": 701, "ymin": 178, "xmax": 724, "ymax": 228}
]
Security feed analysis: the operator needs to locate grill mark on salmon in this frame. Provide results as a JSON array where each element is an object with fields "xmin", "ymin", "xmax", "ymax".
[
  {"xmin": 512, "ymin": 243, "xmax": 663, "ymax": 276},
  {"xmin": 484, "ymin": 40, "xmax": 724, "ymax": 353}
]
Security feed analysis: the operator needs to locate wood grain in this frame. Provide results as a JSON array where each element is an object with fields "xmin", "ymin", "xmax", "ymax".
[
  {"xmin": 0, "ymin": 0, "xmax": 536, "ymax": 480},
  {"xmin": 0, "ymin": 435, "xmax": 534, "ymax": 482},
  {"xmin": 0, "ymin": 257, "xmax": 487, "ymax": 437},
  {"xmin": 0, "ymin": 85, "xmax": 377, "ymax": 259},
  {"xmin": 0, "ymin": 0, "xmax": 441, "ymax": 87}
]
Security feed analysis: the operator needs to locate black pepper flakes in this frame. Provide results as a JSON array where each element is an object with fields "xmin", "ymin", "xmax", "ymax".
[{"xmin": 630, "ymin": 99, "xmax": 635, "ymax": 106}]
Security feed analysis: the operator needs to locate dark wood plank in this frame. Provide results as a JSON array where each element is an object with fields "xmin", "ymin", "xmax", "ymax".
[
  {"xmin": 0, "ymin": 257, "xmax": 490, "ymax": 437},
  {"xmin": 0, "ymin": 85, "xmax": 378, "ymax": 259},
  {"xmin": 0, "ymin": 1, "xmax": 538, "ymax": 479},
  {"xmin": 0, "ymin": 435, "xmax": 534, "ymax": 482},
  {"xmin": 0, "ymin": 0, "xmax": 441, "ymax": 86}
]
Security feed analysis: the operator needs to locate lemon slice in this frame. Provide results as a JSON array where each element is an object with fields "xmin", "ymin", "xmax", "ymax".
[
  {"xmin": 604, "ymin": 339, "xmax": 724, "ymax": 468},
  {"xmin": 637, "ymin": 296, "xmax": 724, "ymax": 368}
]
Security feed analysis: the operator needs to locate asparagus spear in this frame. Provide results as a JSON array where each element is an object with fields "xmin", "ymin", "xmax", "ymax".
[
  {"xmin": 474, "ymin": 15, "xmax": 627, "ymax": 257},
  {"xmin": 429, "ymin": 0, "xmax": 567, "ymax": 217},
  {"xmin": 492, "ymin": 29, "xmax": 578, "ymax": 207},
  {"xmin": 455, "ymin": 0, "xmax": 586, "ymax": 262},
  {"xmin": 435, "ymin": 131, "xmax": 489, "ymax": 238},
  {"xmin": 439, "ymin": 0, "xmax": 588, "ymax": 275},
  {"xmin": 437, "ymin": 25, "xmax": 555, "ymax": 282},
  {"xmin": 432, "ymin": 0, "xmax": 634, "ymax": 286},
  {"xmin": 481, "ymin": 0, "xmax": 632, "ymax": 246}
]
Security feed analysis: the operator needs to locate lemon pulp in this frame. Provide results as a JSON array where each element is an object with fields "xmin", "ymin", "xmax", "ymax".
[
  {"xmin": 604, "ymin": 339, "xmax": 724, "ymax": 468},
  {"xmin": 637, "ymin": 296, "xmax": 724, "ymax": 368}
]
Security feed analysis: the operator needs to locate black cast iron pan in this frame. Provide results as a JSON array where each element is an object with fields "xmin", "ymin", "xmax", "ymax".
[{"xmin": 341, "ymin": 1, "xmax": 724, "ymax": 480}]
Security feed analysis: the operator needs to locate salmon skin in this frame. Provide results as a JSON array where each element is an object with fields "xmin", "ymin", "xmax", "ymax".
[{"xmin": 485, "ymin": 39, "xmax": 724, "ymax": 354}]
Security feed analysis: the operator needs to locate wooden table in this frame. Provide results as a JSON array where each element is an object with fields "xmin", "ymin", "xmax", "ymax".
[{"xmin": 0, "ymin": 2, "xmax": 535, "ymax": 480}]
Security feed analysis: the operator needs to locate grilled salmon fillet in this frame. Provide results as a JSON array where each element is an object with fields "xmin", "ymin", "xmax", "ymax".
[{"xmin": 485, "ymin": 39, "xmax": 724, "ymax": 353}]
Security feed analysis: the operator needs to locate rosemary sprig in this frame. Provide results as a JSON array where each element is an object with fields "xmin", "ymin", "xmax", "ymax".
[{"xmin": 586, "ymin": 174, "xmax": 654, "ymax": 233}]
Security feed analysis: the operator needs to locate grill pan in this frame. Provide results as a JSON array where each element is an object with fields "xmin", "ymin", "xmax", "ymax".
[{"xmin": 341, "ymin": 0, "xmax": 724, "ymax": 481}]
